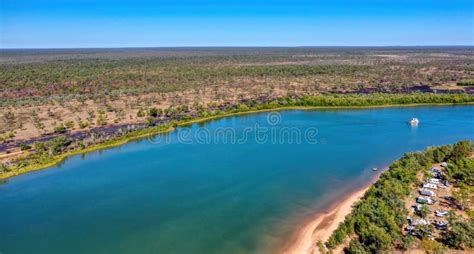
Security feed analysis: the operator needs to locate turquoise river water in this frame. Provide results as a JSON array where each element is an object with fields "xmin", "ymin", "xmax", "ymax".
[{"xmin": 1, "ymin": 106, "xmax": 473, "ymax": 254}]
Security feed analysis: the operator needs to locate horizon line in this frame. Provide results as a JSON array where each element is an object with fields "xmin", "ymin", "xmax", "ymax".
[{"xmin": 2, "ymin": 45, "xmax": 474, "ymax": 50}]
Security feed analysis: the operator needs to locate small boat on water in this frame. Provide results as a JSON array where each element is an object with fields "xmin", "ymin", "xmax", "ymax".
[
  {"xmin": 408, "ymin": 118, "xmax": 419, "ymax": 126},
  {"xmin": 372, "ymin": 167, "xmax": 378, "ymax": 171}
]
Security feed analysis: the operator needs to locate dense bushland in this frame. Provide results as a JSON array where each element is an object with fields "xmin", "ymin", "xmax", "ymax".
[
  {"xmin": 325, "ymin": 141, "xmax": 474, "ymax": 253},
  {"xmin": 1, "ymin": 47, "xmax": 473, "ymax": 103}
]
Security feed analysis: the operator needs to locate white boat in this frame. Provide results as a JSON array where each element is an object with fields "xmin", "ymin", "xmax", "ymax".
[
  {"xmin": 372, "ymin": 167, "xmax": 378, "ymax": 171},
  {"xmin": 408, "ymin": 118, "xmax": 419, "ymax": 126}
]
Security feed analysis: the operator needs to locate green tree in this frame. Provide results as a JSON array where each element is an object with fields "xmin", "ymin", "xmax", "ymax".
[
  {"xmin": 346, "ymin": 239, "xmax": 369, "ymax": 254},
  {"xmin": 146, "ymin": 116, "xmax": 155, "ymax": 126},
  {"xmin": 421, "ymin": 239, "xmax": 445, "ymax": 253},
  {"xmin": 65, "ymin": 120, "xmax": 74, "ymax": 129},
  {"xmin": 76, "ymin": 117, "xmax": 88, "ymax": 129},
  {"xmin": 359, "ymin": 224, "xmax": 392, "ymax": 252},
  {"xmin": 148, "ymin": 107, "xmax": 159, "ymax": 117},
  {"xmin": 450, "ymin": 141, "xmax": 472, "ymax": 161},
  {"xmin": 443, "ymin": 219, "xmax": 474, "ymax": 249},
  {"xmin": 137, "ymin": 108, "xmax": 145, "ymax": 117},
  {"xmin": 96, "ymin": 110, "xmax": 107, "ymax": 126},
  {"xmin": 453, "ymin": 184, "xmax": 473, "ymax": 211},
  {"xmin": 419, "ymin": 205, "xmax": 431, "ymax": 218},
  {"xmin": 87, "ymin": 110, "xmax": 96, "ymax": 125},
  {"xmin": 20, "ymin": 143, "xmax": 32, "ymax": 151},
  {"xmin": 54, "ymin": 124, "xmax": 66, "ymax": 134}
]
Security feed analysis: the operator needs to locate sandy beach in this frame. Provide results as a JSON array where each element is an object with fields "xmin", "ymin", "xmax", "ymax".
[{"xmin": 283, "ymin": 171, "xmax": 385, "ymax": 254}]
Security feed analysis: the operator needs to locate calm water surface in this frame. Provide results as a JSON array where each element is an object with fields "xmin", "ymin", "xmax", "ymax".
[{"xmin": 1, "ymin": 106, "xmax": 473, "ymax": 254}]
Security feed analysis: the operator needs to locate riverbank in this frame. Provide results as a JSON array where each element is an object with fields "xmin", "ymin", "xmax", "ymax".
[
  {"xmin": 283, "ymin": 169, "xmax": 385, "ymax": 254},
  {"xmin": 0, "ymin": 125, "xmax": 174, "ymax": 180},
  {"xmin": 2, "ymin": 101, "xmax": 474, "ymax": 154},
  {"xmin": 2, "ymin": 93, "xmax": 474, "ymax": 180},
  {"xmin": 321, "ymin": 141, "xmax": 474, "ymax": 253}
]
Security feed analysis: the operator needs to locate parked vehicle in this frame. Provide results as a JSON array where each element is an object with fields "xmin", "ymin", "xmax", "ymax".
[
  {"xmin": 413, "ymin": 204, "xmax": 422, "ymax": 213},
  {"xmin": 435, "ymin": 210, "xmax": 448, "ymax": 217},
  {"xmin": 417, "ymin": 196, "xmax": 435, "ymax": 205},
  {"xmin": 423, "ymin": 183, "xmax": 438, "ymax": 189},
  {"xmin": 434, "ymin": 220, "xmax": 448, "ymax": 230},
  {"xmin": 410, "ymin": 218, "xmax": 428, "ymax": 226},
  {"xmin": 419, "ymin": 188, "xmax": 436, "ymax": 197}
]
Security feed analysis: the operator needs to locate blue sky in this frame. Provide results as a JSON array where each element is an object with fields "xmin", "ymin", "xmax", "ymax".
[{"xmin": 1, "ymin": 0, "xmax": 473, "ymax": 48}]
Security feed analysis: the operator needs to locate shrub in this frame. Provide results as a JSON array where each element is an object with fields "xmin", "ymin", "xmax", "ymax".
[
  {"xmin": 419, "ymin": 205, "xmax": 431, "ymax": 218},
  {"xmin": 20, "ymin": 143, "xmax": 31, "ymax": 151},
  {"xmin": 96, "ymin": 111, "xmax": 107, "ymax": 126},
  {"xmin": 457, "ymin": 80, "xmax": 474, "ymax": 86},
  {"xmin": 443, "ymin": 218, "xmax": 474, "ymax": 249},
  {"xmin": 54, "ymin": 124, "xmax": 66, "ymax": 134},
  {"xmin": 346, "ymin": 239, "xmax": 369, "ymax": 254},
  {"xmin": 450, "ymin": 140, "xmax": 472, "ymax": 161},
  {"xmin": 146, "ymin": 116, "xmax": 155, "ymax": 126},
  {"xmin": 65, "ymin": 120, "xmax": 74, "ymax": 129},
  {"xmin": 148, "ymin": 107, "xmax": 159, "ymax": 117},
  {"xmin": 421, "ymin": 239, "xmax": 445, "ymax": 253},
  {"xmin": 137, "ymin": 108, "xmax": 145, "ymax": 117}
]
